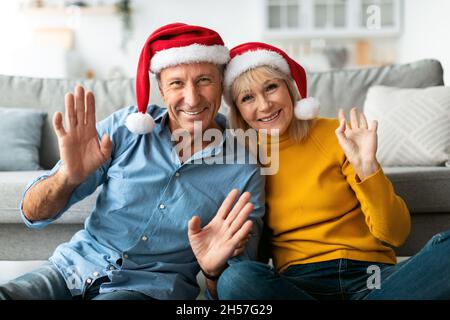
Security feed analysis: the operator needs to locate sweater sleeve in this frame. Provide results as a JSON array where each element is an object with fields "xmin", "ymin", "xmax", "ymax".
[{"xmin": 342, "ymin": 159, "xmax": 411, "ymax": 247}]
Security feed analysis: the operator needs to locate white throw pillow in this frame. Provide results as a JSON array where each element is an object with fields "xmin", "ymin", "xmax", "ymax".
[{"xmin": 363, "ymin": 86, "xmax": 450, "ymax": 166}]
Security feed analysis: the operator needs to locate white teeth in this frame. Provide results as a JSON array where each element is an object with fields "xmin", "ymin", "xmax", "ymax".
[
  {"xmin": 259, "ymin": 110, "xmax": 280, "ymax": 122},
  {"xmin": 183, "ymin": 109, "xmax": 204, "ymax": 115}
]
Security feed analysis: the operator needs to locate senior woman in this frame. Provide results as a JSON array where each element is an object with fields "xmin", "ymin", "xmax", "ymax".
[{"xmin": 217, "ymin": 42, "xmax": 450, "ymax": 300}]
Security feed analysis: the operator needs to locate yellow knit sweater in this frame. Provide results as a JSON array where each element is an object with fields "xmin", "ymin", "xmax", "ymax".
[{"xmin": 265, "ymin": 118, "xmax": 411, "ymax": 272}]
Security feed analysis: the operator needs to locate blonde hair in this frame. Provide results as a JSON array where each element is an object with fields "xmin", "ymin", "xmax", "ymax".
[{"xmin": 228, "ymin": 65, "xmax": 314, "ymax": 144}]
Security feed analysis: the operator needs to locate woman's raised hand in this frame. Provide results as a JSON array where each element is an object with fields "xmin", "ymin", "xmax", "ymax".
[{"xmin": 335, "ymin": 107, "xmax": 380, "ymax": 181}]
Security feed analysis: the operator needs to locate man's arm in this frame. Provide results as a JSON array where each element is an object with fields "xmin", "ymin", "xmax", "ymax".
[
  {"xmin": 22, "ymin": 85, "xmax": 112, "ymax": 224},
  {"xmin": 22, "ymin": 170, "xmax": 79, "ymax": 222}
]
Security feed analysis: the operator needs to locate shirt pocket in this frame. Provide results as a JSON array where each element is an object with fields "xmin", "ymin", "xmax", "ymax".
[{"xmin": 163, "ymin": 186, "xmax": 221, "ymax": 230}]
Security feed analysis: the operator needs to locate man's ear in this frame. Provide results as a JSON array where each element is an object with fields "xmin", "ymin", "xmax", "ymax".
[
  {"xmin": 155, "ymin": 72, "xmax": 165, "ymax": 99},
  {"xmin": 157, "ymin": 80, "xmax": 167, "ymax": 103},
  {"xmin": 158, "ymin": 83, "xmax": 164, "ymax": 99}
]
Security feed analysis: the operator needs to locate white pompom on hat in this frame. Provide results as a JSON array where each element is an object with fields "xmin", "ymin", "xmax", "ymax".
[
  {"xmin": 223, "ymin": 42, "xmax": 319, "ymax": 120},
  {"xmin": 128, "ymin": 22, "xmax": 230, "ymax": 134}
]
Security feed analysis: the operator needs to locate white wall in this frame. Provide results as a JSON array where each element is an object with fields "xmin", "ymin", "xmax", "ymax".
[
  {"xmin": 122, "ymin": 0, "xmax": 264, "ymax": 78},
  {"xmin": 2, "ymin": 0, "xmax": 450, "ymax": 82},
  {"xmin": 0, "ymin": 0, "xmax": 265, "ymax": 79},
  {"xmin": 397, "ymin": 0, "xmax": 450, "ymax": 85},
  {"xmin": 131, "ymin": 0, "xmax": 263, "ymax": 47}
]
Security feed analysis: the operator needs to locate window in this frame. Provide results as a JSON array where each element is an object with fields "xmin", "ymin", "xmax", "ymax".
[
  {"xmin": 268, "ymin": 0, "xmax": 302, "ymax": 29},
  {"xmin": 314, "ymin": 0, "xmax": 347, "ymax": 29},
  {"xmin": 264, "ymin": 0, "xmax": 401, "ymax": 37},
  {"xmin": 361, "ymin": 0, "xmax": 395, "ymax": 27}
]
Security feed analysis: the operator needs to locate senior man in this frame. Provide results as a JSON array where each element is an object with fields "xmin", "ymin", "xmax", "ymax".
[{"xmin": 0, "ymin": 23, "xmax": 264, "ymax": 300}]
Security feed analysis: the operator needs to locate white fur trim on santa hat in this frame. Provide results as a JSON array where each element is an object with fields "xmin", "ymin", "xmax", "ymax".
[
  {"xmin": 224, "ymin": 49, "xmax": 290, "ymax": 89},
  {"xmin": 125, "ymin": 112, "xmax": 155, "ymax": 134},
  {"xmin": 150, "ymin": 44, "xmax": 229, "ymax": 74},
  {"xmin": 294, "ymin": 97, "xmax": 320, "ymax": 120}
]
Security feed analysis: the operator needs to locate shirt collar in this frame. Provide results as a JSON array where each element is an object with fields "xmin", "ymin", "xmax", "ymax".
[{"xmin": 151, "ymin": 107, "xmax": 169, "ymax": 135}]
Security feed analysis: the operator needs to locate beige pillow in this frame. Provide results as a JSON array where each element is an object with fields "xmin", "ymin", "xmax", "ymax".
[{"xmin": 363, "ymin": 86, "xmax": 450, "ymax": 166}]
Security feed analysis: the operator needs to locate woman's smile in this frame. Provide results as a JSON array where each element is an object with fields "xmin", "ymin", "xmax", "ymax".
[{"xmin": 258, "ymin": 109, "xmax": 282, "ymax": 123}]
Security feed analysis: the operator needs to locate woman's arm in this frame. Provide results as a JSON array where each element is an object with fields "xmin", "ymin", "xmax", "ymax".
[
  {"xmin": 342, "ymin": 160, "xmax": 411, "ymax": 247},
  {"xmin": 336, "ymin": 108, "xmax": 411, "ymax": 246}
]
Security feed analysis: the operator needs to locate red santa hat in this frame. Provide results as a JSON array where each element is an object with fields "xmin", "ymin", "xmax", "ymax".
[
  {"xmin": 126, "ymin": 22, "xmax": 230, "ymax": 134},
  {"xmin": 223, "ymin": 42, "xmax": 319, "ymax": 120}
]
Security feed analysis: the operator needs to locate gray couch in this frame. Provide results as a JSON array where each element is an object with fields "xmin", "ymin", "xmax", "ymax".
[{"xmin": 1, "ymin": 59, "xmax": 449, "ymax": 285}]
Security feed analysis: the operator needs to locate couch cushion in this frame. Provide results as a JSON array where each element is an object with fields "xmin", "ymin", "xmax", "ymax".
[
  {"xmin": 384, "ymin": 166, "xmax": 450, "ymax": 213},
  {"xmin": 364, "ymin": 86, "xmax": 450, "ymax": 166},
  {"xmin": 0, "ymin": 224, "xmax": 84, "ymax": 260},
  {"xmin": 309, "ymin": 59, "xmax": 444, "ymax": 117},
  {"xmin": 0, "ymin": 171, "xmax": 97, "ymax": 224},
  {"xmin": 3, "ymin": 166, "xmax": 448, "ymax": 225},
  {"xmin": 0, "ymin": 107, "xmax": 47, "ymax": 170},
  {"xmin": 0, "ymin": 59, "xmax": 443, "ymax": 168}
]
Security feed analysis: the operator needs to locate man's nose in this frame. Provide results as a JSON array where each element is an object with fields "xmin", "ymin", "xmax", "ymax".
[{"xmin": 183, "ymin": 83, "xmax": 200, "ymax": 107}]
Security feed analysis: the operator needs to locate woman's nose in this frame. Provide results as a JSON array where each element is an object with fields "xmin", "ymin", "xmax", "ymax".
[{"xmin": 258, "ymin": 96, "xmax": 272, "ymax": 112}]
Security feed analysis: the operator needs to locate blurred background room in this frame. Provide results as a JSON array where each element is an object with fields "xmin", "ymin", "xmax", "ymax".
[{"xmin": 0, "ymin": 0, "xmax": 448, "ymax": 84}]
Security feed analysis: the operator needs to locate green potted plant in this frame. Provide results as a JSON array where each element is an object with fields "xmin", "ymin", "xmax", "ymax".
[{"xmin": 116, "ymin": 0, "xmax": 133, "ymax": 52}]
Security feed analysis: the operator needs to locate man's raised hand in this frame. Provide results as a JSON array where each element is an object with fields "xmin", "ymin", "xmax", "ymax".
[
  {"xmin": 188, "ymin": 189, "xmax": 254, "ymax": 277},
  {"xmin": 53, "ymin": 85, "xmax": 112, "ymax": 186}
]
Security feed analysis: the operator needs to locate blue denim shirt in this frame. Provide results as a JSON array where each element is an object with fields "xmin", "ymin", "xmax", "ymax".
[{"xmin": 20, "ymin": 105, "xmax": 265, "ymax": 299}]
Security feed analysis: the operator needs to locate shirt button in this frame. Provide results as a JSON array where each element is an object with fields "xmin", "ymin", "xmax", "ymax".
[
  {"xmin": 175, "ymin": 172, "xmax": 180, "ymax": 177},
  {"xmin": 124, "ymin": 253, "xmax": 129, "ymax": 259},
  {"xmin": 93, "ymin": 272, "xmax": 99, "ymax": 277},
  {"xmin": 86, "ymin": 278, "xmax": 92, "ymax": 284},
  {"xmin": 159, "ymin": 203, "xmax": 165, "ymax": 209},
  {"xmin": 141, "ymin": 235, "xmax": 148, "ymax": 241}
]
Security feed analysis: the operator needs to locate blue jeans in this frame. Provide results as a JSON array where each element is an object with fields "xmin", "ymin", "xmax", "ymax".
[
  {"xmin": 0, "ymin": 262, "xmax": 153, "ymax": 300},
  {"xmin": 217, "ymin": 229, "xmax": 450, "ymax": 300}
]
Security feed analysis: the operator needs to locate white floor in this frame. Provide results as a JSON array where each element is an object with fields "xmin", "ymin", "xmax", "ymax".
[{"xmin": 0, "ymin": 260, "xmax": 46, "ymax": 284}]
